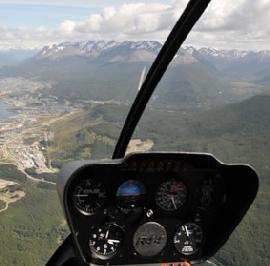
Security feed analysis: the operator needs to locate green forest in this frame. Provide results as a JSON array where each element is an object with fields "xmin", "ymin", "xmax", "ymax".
[{"xmin": 0, "ymin": 95, "xmax": 270, "ymax": 265}]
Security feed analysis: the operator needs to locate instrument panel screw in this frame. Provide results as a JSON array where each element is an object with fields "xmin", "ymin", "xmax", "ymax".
[{"xmin": 146, "ymin": 209, "xmax": 154, "ymax": 217}]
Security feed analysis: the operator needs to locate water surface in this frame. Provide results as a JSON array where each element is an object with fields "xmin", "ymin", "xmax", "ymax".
[{"xmin": 0, "ymin": 101, "xmax": 15, "ymax": 118}]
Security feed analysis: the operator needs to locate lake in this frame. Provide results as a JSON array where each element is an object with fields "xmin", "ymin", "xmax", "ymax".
[{"xmin": 0, "ymin": 101, "xmax": 15, "ymax": 118}]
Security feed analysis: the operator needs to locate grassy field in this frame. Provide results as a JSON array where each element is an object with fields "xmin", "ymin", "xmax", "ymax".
[
  {"xmin": 0, "ymin": 164, "xmax": 27, "ymax": 183},
  {"xmin": 46, "ymin": 109, "xmax": 116, "ymax": 166}
]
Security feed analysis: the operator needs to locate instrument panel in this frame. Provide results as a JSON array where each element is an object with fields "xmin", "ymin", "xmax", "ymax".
[{"xmin": 58, "ymin": 152, "xmax": 259, "ymax": 265}]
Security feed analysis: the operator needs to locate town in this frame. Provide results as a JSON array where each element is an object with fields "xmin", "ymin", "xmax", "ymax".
[{"xmin": 0, "ymin": 77, "xmax": 79, "ymax": 178}]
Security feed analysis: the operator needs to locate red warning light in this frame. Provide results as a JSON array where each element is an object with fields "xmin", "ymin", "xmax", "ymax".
[
  {"xmin": 177, "ymin": 262, "xmax": 191, "ymax": 266},
  {"xmin": 161, "ymin": 262, "xmax": 191, "ymax": 266}
]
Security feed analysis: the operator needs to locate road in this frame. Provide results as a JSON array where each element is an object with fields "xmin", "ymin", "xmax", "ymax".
[
  {"xmin": 21, "ymin": 167, "xmax": 56, "ymax": 185},
  {"xmin": 0, "ymin": 202, "xmax": 8, "ymax": 213}
]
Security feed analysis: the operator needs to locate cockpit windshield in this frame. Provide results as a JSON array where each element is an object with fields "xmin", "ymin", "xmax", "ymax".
[{"xmin": 0, "ymin": 1, "xmax": 269, "ymax": 266}]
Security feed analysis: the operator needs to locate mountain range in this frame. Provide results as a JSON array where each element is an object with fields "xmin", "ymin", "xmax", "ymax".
[
  {"xmin": 0, "ymin": 41, "xmax": 269, "ymax": 109},
  {"xmin": 37, "ymin": 40, "xmax": 270, "ymax": 65},
  {"xmin": 35, "ymin": 41, "xmax": 270, "ymax": 82}
]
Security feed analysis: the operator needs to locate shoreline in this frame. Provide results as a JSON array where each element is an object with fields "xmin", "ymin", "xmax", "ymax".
[{"xmin": 0, "ymin": 100, "xmax": 17, "ymax": 119}]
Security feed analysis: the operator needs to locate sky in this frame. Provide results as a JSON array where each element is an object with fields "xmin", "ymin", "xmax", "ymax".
[{"xmin": 0, "ymin": 0, "xmax": 269, "ymax": 50}]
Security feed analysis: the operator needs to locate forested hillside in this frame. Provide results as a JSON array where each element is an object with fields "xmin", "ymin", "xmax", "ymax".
[{"xmin": 44, "ymin": 95, "xmax": 270, "ymax": 265}]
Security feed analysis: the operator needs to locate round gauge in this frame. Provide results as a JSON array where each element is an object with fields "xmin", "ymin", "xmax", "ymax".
[
  {"xmin": 116, "ymin": 180, "xmax": 146, "ymax": 209},
  {"xmin": 133, "ymin": 222, "xmax": 167, "ymax": 257},
  {"xmin": 174, "ymin": 223, "xmax": 204, "ymax": 255},
  {"xmin": 155, "ymin": 180, "xmax": 187, "ymax": 211},
  {"xmin": 198, "ymin": 175, "xmax": 225, "ymax": 210},
  {"xmin": 89, "ymin": 223, "xmax": 123, "ymax": 260},
  {"xmin": 199, "ymin": 178, "xmax": 215, "ymax": 208},
  {"xmin": 73, "ymin": 179, "xmax": 107, "ymax": 215}
]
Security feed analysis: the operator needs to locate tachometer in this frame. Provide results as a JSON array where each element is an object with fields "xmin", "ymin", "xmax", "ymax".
[
  {"xmin": 155, "ymin": 180, "xmax": 187, "ymax": 211},
  {"xmin": 174, "ymin": 223, "xmax": 204, "ymax": 255},
  {"xmin": 89, "ymin": 223, "xmax": 123, "ymax": 260},
  {"xmin": 73, "ymin": 179, "xmax": 106, "ymax": 215}
]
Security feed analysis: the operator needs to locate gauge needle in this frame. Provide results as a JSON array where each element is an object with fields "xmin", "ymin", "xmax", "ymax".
[
  {"xmin": 171, "ymin": 195, "xmax": 177, "ymax": 209},
  {"xmin": 185, "ymin": 226, "xmax": 190, "ymax": 237},
  {"xmin": 108, "ymin": 239, "xmax": 120, "ymax": 245},
  {"xmin": 75, "ymin": 194, "xmax": 88, "ymax": 197},
  {"xmin": 105, "ymin": 230, "xmax": 109, "ymax": 239}
]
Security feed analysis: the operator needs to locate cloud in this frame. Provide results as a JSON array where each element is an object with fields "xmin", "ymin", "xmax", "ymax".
[
  {"xmin": 59, "ymin": 3, "xmax": 179, "ymax": 40},
  {"xmin": 0, "ymin": 0, "xmax": 269, "ymax": 50},
  {"xmin": 0, "ymin": 0, "xmax": 103, "ymax": 8},
  {"xmin": 189, "ymin": 0, "xmax": 270, "ymax": 49},
  {"xmin": 0, "ymin": 25, "xmax": 51, "ymax": 49},
  {"xmin": 60, "ymin": 20, "xmax": 76, "ymax": 33}
]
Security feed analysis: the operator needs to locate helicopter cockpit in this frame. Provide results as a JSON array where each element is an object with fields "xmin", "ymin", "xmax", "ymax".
[
  {"xmin": 47, "ymin": 0, "xmax": 259, "ymax": 265},
  {"xmin": 55, "ymin": 152, "xmax": 258, "ymax": 266}
]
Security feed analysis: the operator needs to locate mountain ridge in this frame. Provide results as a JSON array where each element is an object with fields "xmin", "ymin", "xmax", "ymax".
[
  {"xmin": 0, "ymin": 41, "xmax": 268, "ymax": 111},
  {"xmin": 37, "ymin": 40, "xmax": 270, "ymax": 63},
  {"xmin": 35, "ymin": 41, "xmax": 270, "ymax": 83}
]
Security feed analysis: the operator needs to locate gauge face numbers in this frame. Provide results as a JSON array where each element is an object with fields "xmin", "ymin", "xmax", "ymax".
[
  {"xmin": 174, "ymin": 223, "xmax": 204, "ymax": 255},
  {"xmin": 155, "ymin": 180, "xmax": 187, "ymax": 211},
  {"xmin": 133, "ymin": 222, "xmax": 167, "ymax": 257},
  {"xmin": 73, "ymin": 179, "xmax": 107, "ymax": 215},
  {"xmin": 89, "ymin": 224, "xmax": 123, "ymax": 259},
  {"xmin": 116, "ymin": 180, "xmax": 146, "ymax": 209}
]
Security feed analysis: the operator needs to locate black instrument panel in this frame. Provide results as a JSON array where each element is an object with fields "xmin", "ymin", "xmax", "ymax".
[{"xmin": 60, "ymin": 152, "xmax": 258, "ymax": 265}]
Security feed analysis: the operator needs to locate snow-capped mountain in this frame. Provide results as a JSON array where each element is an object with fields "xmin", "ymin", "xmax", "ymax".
[
  {"xmin": 36, "ymin": 41, "xmax": 270, "ymax": 75},
  {"xmin": 38, "ymin": 41, "xmax": 162, "ymax": 61},
  {"xmin": 38, "ymin": 40, "xmax": 270, "ymax": 63},
  {"xmin": 37, "ymin": 41, "xmax": 201, "ymax": 64},
  {"xmin": 181, "ymin": 46, "xmax": 270, "ymax": 69},
  {"xmin": 182, "ymin": 46, "xmax": 270, "ymax": 60}
]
